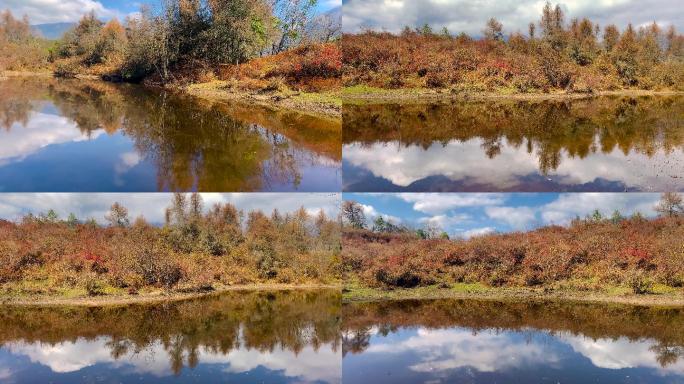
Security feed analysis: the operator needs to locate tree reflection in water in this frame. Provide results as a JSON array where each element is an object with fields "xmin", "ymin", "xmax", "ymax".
[
  {"xmin": 0, "ymin": 77, "xmax": 341, "ymax": 192},
  {"xmin": 0, "ymin": 290, "xmax": 340, "ymax": 381},
  {"xmin": 343, "ymin": 299, "xmax": 684, "ymax": 371},
  {"xmin": 344, "ymin": 98, "xmax": 684, "ymax": 191}
]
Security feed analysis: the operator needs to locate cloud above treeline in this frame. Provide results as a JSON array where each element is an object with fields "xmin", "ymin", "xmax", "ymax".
[
  {"xmin": 1, "ymin": 0, "xmax": 126, "ymax": 24},
  {"xmin": 345, "ymin": 193, "xmax": 664, "ymax": 239},
  {"xmin": 0, "ymin": 193, "xmax": 340, "ymax": 225},
  {"xmin": 343, "ymin": 0, "xmax": 684, "ymax": 35}
]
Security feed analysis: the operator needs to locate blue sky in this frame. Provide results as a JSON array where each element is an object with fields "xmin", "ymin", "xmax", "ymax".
[
  {"xmin": 3, "ymin": 0, "xmax": 341, "ymax": 24},
  {"xmin": 343, "ymin": 193, "xmax": 664, "ymax": 238}
]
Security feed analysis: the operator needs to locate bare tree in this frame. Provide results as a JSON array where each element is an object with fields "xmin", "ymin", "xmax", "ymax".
[
  {"xmin": 106, "ymin": 202, "xmax": 130, "ymax": 227},
  {"xmin": 484, "ymin": 18, "xmax": 504, "ymax": 41},
  {"xmin": 655, "ymin": 193, "xmax": 684, "ymax": 217},
  {"xmin": 306, "ymin": 11, "xmax": 341, "ymax": 43},
  {"xmin": 270, "ymin": 0, "xmax": 318, "ymax": 53}
]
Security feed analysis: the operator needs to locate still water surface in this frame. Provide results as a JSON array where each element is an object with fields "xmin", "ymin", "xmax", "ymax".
[
  {"xmin": 343, "ymin": 299, "xmax": 684, "ymax": 383},
  {"xmin": 343, "ymin": 97, "xmax": 684, "ymax": 192},
  {"xmin": 0, "ymin": 77, "xmax": 341, "ymax": 192},
  {"xmin": 0, "ymin": 290, "xmax": 341, "ymax": 383}
]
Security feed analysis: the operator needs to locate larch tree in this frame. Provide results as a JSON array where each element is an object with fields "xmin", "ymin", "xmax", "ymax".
[{"xmin": 603, "ymin": 24, "xmax": 620, "ymax": 52}]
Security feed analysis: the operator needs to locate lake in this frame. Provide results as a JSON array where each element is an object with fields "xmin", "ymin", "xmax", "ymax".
[
  {"xmin": 0, "ymin": 290, "xmax": 341, "ymax": 384},
  {"xmin": 343, "ymin": 97, "xmax": 684, "ymax": 192},
  {"xmin": 342, "ymin": 299, "xmax": 684, "ymax": 384},
  {"xmin": 0, "ymin": 77, "xmax": 341, "ymax": 192}
]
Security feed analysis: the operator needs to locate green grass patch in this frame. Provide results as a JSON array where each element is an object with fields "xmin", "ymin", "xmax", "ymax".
[
  {"xmin": 292, "ymin": 91, "xmax": 342, "ymax": 107},
  {"xmin": 651, "ymin": 283, "xmax": 678, "ymax": 295},
  {"xmin": 342, "ymin": 85, "xmax": 390, "ymax": 95},
  {"xmin": 451, "ymin": 282, "xmax": 490, "ymax": 293},
  {"xmin": 605, "ymin": 286, "xmax": 633, "ymax": 296}
]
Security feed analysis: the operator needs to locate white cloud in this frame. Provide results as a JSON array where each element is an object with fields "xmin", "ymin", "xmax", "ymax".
[
  {"xmin": 343, "ymin": 0, "xmax": 684, "ymax": 34},
  {"xmin": 7, "ymin": 336, "xmax": 341, "ymax": 383},
  {"xmin": 113, "ymin": 151, "xmax": 142, "ymax": 186},
  {"xmin": 562, "ymin": 333, "xmax": 684, "ymax": 376},
  {"xmin": 361, "ymin": 203, "xmax": 402, "ymax": 225},
  {"xmin": 0, "ymin": 112, "xmax": 105, "ymax": 167},
  {"xmin": 344, "ymin": 137, "xmax": 684, "ymax": 192},
  {"xmin": 459, "ymin": 227, "xmax": 496, "ymax": 238},
  {"xmin": 0, "ymin": 193, "xmax": 340, "ymax": 224},
  {"xmin": 2, "ymin": 0, "xmax": 122, "ymax": 24},
  {"xmin": 539, "ymin": 193, "xmax": 659, "ymax": 225},
  {"xmin": 397, "ymin": 193, "xmax": 503, "ymax": 214},
  {"xmin": 485, "ymin": 206, "xmax": 537, "ymax": 229},
  {"xmin": 365, "ymin": 328, "xmax": 560, "ymax": 373},
  {"xmin": 359, "ymin": 327, "xmax": 684, "ymax": 378},
  {"xmin": 418, "ymin": 213, "xmax": 470, "ymax": 232},
  {"xmin": 0, "ymin": 367, "xmax": 11, "ymax": 380}
]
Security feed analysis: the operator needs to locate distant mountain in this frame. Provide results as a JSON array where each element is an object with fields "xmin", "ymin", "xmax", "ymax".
[{"xmin": 31, "ymin": 23, "xmax": 76, "ymax": 40}]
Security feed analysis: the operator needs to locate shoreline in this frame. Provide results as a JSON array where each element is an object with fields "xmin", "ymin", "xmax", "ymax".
[
  {"xmin": 0, "ymin": 71, "xmax": 341, "ymax": 119},
  {"xmin": 342, "ymin": 86, "xmax": 684, "ymax": 103},
  {"xmin": 183, "ymin": 81, "xmax": 341, "ymax": 119},
  {"xmin": 0, "ymin": 284, "xmax": 340, "ymax": 307},
  {"xmin": 343, "ymin": 286, "xmax": 684, "ymax": 307}
]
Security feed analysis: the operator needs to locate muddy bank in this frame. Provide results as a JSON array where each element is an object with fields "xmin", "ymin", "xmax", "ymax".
[
  {"xmin": 1, "ymin": 284, "xmax": 341, "ymax": 307},
  {"xmin": 343, "ymin": 286, "xmax": 684, "ymax": 307},
  {"xmin": 343, "ymin": 86, "xmax": 684, "ymax": 104},
  {"xmin": 1, "ymin": 71, "xmax": 341, "ymax": 119}
]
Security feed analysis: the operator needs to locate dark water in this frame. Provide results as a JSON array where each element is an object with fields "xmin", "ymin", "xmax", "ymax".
[
  {"xmin": 0, "ymin": 290, "xmax": 341, "ymax": 383},
  {"xmin": 343, "ymin": 97, "xmax": 684, "ymax": 192},
  {"xmin": 0, "ymin": 77, "xmax": 341, "ymax": 192},
  {"xmin": 343, "ymin": 299, "xmax": 684, "ymax": 384}
]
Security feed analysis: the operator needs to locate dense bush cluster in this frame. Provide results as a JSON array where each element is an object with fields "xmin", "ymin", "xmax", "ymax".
[
  {"xmin": 1, "ymin": 1, "xmax": 341, "ymax": 89},
  {"xmin": 219, "ymin": 42, "xmax": 342, "ymax": 92},
  {"xmin": 342, "ymin": 2, "xmax": 684, "ymax": 92},
  {"xmin": 0, "ymin": 194, "xmax": 341, "ymax": 295},
  {"xmin": 343, "ymin": 195, "xmax": 684, "ymax": 294}
]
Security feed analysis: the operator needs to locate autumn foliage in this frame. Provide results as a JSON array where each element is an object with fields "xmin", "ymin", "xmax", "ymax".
[
  {"xmin": 219, "ymin": 42, "xmax": 342, "ymax": 92},
  {"xmin": 0, "ymin": 10, "xmax": 51, "ymax": 71},
  {"xmin": 342, "ymin": 2, "xmax": 684, "ymax": 92},
  {"xmin": 343, "ymin": 215, "xmax": 684, "ymax": 293},
  {"xmin": 0, "ymin": 194, "xmax": 341, "ymax": 296}
]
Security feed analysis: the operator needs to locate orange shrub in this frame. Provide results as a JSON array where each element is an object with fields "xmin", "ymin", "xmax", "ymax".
[
  {"xmin": 218, "ymin": 42, "xmax": 342, "ymax": 92},
  {"xmin": 344, "ymin": 216, "xmax": 684, "ymax": 291}
]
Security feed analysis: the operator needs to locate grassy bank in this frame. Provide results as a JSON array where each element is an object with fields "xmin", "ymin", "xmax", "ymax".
[
  {"xmin": 185, "ymin": 80, "xmax": 341, "ymax": 118},
  {"xmin": 0, "ymin": 283, "xmax": 339, "ymax": 307},
  {"xmin": 1, "ymin": 71, "xmax": 341, "ymax": 118},
  {"xmin": 342, "ymin": 84, "xmax": 684, "ymax": 103},
  {"xmin": 343, "ymin": 282, "xmax": 684, "ymax": 307}
]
